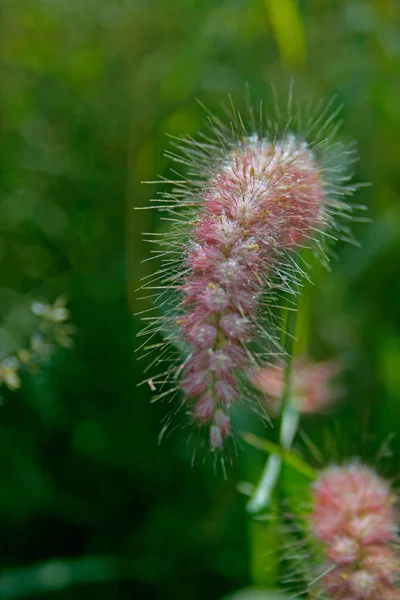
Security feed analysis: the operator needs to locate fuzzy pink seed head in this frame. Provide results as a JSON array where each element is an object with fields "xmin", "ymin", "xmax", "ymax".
[
  {"xmin": 311, "ymin": 464, "xmax": 396, "ymax": 543},
  {"xmin": 177, "ymin": 135, "xmax": 327, "ymax": 448},
  {"xmin": 310, "ymin": 463, "xmax": 399, "ymax": 600},
  {"xmin": 140, "ymin": 101, "xmax": 358, "ymax": 452},
  {"xmin": 253, "ymin": 357, "xmax": 341, "ymax": 414}
]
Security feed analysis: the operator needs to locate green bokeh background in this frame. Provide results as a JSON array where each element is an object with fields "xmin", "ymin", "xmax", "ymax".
[{"xmin": 1, "ymin": 0, "xmax": 400, "ymax": 598}]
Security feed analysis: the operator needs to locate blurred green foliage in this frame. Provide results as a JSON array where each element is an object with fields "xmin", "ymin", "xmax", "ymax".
[{"xmin": 1, "ymin": 0, "xmax": 400, "ymax": 598}]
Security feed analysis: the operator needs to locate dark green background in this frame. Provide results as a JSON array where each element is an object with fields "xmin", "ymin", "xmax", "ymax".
[{"xmin": 1, "ymin": 0, "xmax": 399, "ymax": 598}]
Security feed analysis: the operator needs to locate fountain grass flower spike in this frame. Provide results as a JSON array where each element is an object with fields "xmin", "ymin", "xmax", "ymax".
[
  {"xmin": 310, "ymin": 463, "xmax": 399, "ymax": 599},
  {"xmin": 252, "ymin": 357, "xmax": 342, "ymax": 414},
  {"xmin": 138, "ymin": 95, "xmax": 358, "ymax": 452}
]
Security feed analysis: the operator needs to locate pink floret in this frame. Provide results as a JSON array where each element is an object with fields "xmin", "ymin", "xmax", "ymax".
[
  {"xmin": 220, "ymin": 313, "xmax": 252, "ymax": 340},
  {"xmin": 310, "ymin": 464, "xmax": 399, "ymax": 599},
  {"xmin": 194, "ymin": 394, "xmax": 217, "ymax": 421},
  {"xmin": 186, "ymin": 322, "xmax": 217, "ymax": 349}
]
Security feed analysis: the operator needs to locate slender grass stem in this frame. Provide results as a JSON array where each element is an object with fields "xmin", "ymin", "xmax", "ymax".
[
  {"xmin": 247, "ymin": 303, "xmax": 299, "ymax": 515},
  {"xmin": 278, "ymin": 306, "xmax": 299, "ymax": 451}
]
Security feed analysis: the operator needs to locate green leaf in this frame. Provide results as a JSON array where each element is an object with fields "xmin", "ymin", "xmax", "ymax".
[
  {"xmin": 242, "ymin": 432, "xmax": 316, "ymax": 481},
  {"xmin": 265, "ymin": 0, "xmax": 306, "ymax": 67}
]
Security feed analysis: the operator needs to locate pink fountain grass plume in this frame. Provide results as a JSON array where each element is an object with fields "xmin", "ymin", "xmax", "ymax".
[
  {"xmin": 309, "ymin": 463, "xmax": 400, "ymax": 599},
  {"xmin": 138, "ymin": 95, "xmax": 358, "ymax": 453},
  {"xmin": 253, "ymin": 356, "xmax": 342, "ymax": 414}
]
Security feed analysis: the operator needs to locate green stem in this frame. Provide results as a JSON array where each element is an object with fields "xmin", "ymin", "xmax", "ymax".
[
  {"xmin": 247, "ymin": 304, "xmax": 299, "ymax": 515},
  {"xmin": 278, "ymin": 305, "xmax": 299, "ymax": 451}
]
